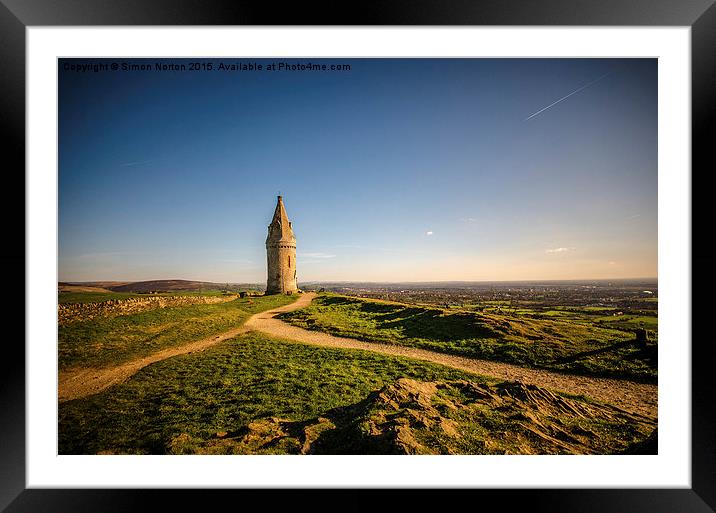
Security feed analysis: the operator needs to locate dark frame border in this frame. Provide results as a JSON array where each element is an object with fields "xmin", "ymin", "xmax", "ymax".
[{"xmin": 3, "ymin": 1, "xmax": 714, "ymax": 511}]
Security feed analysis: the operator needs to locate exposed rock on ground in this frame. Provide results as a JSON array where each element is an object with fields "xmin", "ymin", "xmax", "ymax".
[{"xmin": 166, "ymin": 377, "xmax": 655, "ymax": 455}]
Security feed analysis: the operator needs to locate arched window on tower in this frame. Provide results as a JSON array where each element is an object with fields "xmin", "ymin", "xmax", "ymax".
[{"xmin": 288, "ymin": 256, "xmax": 291, "ymax": 268}]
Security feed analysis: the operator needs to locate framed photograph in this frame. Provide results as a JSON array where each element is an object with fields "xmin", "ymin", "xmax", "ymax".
[{"xmin": 6, "ymin": 0, "xmax": 715, "ymax": 511}]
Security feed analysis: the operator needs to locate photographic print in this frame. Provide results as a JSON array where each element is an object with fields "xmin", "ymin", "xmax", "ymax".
[{"xmin": 58, "ymin": 57, "xmax": 657, "ymax": 456}]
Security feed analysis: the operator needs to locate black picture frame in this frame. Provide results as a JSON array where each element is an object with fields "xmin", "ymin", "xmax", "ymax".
[{"xmin": 3, "ymin": 1, "xmax": 714, "ymax": 511}]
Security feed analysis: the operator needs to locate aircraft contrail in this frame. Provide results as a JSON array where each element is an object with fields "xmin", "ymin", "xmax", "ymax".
[
  {"xmin": 120, "ymin": 158, "xmax": 161, "ymax": 167},
  {"xmin": 524, "ymin": 71, "xmax": 612, "ymax": 121}
]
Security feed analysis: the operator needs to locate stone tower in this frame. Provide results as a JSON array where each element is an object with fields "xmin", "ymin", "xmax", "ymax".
[{"xmin": 265, "ymin": 196, "xmax": 298, "ymax": 295}]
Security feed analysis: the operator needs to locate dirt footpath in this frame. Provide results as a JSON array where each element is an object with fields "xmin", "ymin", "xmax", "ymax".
[
  {"xmin": 59, "ymin": 291, "xmax": 657, "ymax": 420},
  {"xmin": 245, "ymin": 294, "xmax": 657, "ymax": 419},
  {"xmin": 57, "ymin": 294, "xmax": 313, "ymax": 403}
]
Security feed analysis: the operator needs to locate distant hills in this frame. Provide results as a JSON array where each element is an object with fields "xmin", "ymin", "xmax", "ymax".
[
  {"xmin": 60, "ymin": 277, "xmax": 658, "ymax": 294},
  {"xmin": 59, "ymin": 279, "xmax": 262, "ymax": 293}
]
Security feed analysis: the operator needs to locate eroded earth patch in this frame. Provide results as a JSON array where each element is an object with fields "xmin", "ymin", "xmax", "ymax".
[{"xmin": 165, "ymin": 377, "xmax": 655, "ymax": 455}]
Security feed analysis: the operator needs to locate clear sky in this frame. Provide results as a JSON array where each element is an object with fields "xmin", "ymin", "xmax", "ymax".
[{"xmin": 59, "ymin": 58, "xmax": 657, "ymax": 283}]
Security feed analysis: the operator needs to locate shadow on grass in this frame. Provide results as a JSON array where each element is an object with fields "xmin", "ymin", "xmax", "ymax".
[
  {"xmin": 210, "ymin": 390, "xmax": 409, "ymax": 455},
  {"xmin": 282, "ymin": 295, "xmax": 658, "ymax": 383},
  {"xmin": 316, "ymin": 296, "xmax": 504, "ymax": 342},
  {"xmin": 193, "ymin": 381, "xmax": 658, "ymax": 456},
  {"xmin": 554, "ymin": 339, "xmax": 658, "ymax": 367}
]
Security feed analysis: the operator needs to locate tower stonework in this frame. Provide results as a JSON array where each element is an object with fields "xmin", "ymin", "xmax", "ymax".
[{"xmin": 265, "ymin": 196, "xmax": 298, "ymax": 295}]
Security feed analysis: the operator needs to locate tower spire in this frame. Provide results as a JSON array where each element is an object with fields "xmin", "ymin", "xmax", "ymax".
[{"xmin": 267, "ymin": 195, "xmax": 294, "ymax": 241}]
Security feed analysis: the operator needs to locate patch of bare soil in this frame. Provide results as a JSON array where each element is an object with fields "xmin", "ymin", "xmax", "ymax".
[
  {"xmin": 57, "ymin": 294, "xmax": 315, "ymax": 402},
  {"xmin": 166, "ymin": 377, "xmax": 655, "ymax": 455}
]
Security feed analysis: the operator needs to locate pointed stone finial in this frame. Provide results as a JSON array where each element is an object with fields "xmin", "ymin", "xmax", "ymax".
[{"xmin": 267, "ymin": 195, "xmax": 295, "ymax": 243}]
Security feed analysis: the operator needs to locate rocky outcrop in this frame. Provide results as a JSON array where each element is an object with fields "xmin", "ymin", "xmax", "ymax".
[{"xmin": 163, "ymin": 377, "xmax": 656, "ymax": 455}]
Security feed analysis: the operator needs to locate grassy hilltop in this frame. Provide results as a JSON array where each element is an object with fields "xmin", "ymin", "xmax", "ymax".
[
  {"xmin": 57, "ymin": 288, "xmax": 657, "ymax": 455},
  {"xmin": 59, "ymin": 334, "xmax": 653, "ymax": 455},
  {"xmin": 59, "ymin": 279, "xmax": 265, "ymax": 304},
  {"xmin": 279, "ymin": 293, "xmax": 657, "ymax": 382},
  {"xmin": 59, "ymin": 294, "xmax": 295, "ymax": 369}
]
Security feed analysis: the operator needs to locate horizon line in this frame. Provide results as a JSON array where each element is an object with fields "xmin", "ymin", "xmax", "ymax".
[{"xmin": 60, "ymin": 276, "xmax": 659, "ymax": 285}]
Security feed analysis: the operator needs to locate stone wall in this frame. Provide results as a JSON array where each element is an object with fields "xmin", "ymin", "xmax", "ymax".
[{"xmin": 58, "ymin": 294, "xmax": 238, "ymax": 326}]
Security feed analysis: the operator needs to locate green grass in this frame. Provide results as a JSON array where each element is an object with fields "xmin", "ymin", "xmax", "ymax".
[
  {"xmin": 594, "ymin": 314, "xmax": 659, "ymax": 332},
  {"xmin": 58, "ymin": 333, "xmax": 651, "ymax": 455},
  {"xmin": 59, "ymin": 294, "xmax": 297, "ymax": 369},
  {"xmin": 537, "ymin": 310, "xmax": 572, "ymax": 317},
  {"xmin": 59, "ymin": 290, "xmax": 232, "ymax": 304},
  {"xmin": 412, "ymin": 386, "xmax": 647, "ymax": 455},
  {"xmin": 279, "ymin": 294, "xmax": 657, "ymax": 382},
  {"xmin": 58, "ymin": 333, "xmax": 481, "ymax": 454}
]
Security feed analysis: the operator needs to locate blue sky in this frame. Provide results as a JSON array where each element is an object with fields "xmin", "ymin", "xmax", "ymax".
[{"xmin": 59, "ymin": 58, "xmax": 657, "ymax": 283}]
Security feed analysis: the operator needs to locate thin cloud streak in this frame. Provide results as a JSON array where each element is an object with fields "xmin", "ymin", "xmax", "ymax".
[
  {"xmin": 301, "ymin": 252, "xmax": 336, "ymax": 259},
  {"xmin": 119, "ymin": 158, "xmax": 161, "ymax": 167},
  {"xmin": 525, "ymin": 72, "xmax": 612, "ymax": 121}
]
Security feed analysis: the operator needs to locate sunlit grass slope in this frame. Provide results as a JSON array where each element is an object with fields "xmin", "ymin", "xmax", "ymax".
[
  {"xmin": 279, "ymin": 294, "xmax": 657, "ymax": 381},
  {"xmin": 59, "ymin": 294, "xmax": 296, "ymax": 369},
  {"xmin": 59, "ymin": 333, "xmax": 652, "ymax": 455}
]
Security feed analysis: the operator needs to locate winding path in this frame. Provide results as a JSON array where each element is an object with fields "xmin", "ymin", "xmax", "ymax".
[
  {"xmin": 246, "ymin": 293, "xmax": 658, "ymax": 419},
  {"xmin": 59, "ymin": 292, "xmax": 657, "ymax": 420},
  {"xmin": 57, "ymin": 294, "xmax": 313, "ymax": 403}
]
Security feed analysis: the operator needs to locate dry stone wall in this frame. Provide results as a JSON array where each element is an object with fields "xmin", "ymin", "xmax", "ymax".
[{"xmin": 58, "ymin": 294, "xmax": 238, "ymax": 326}]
